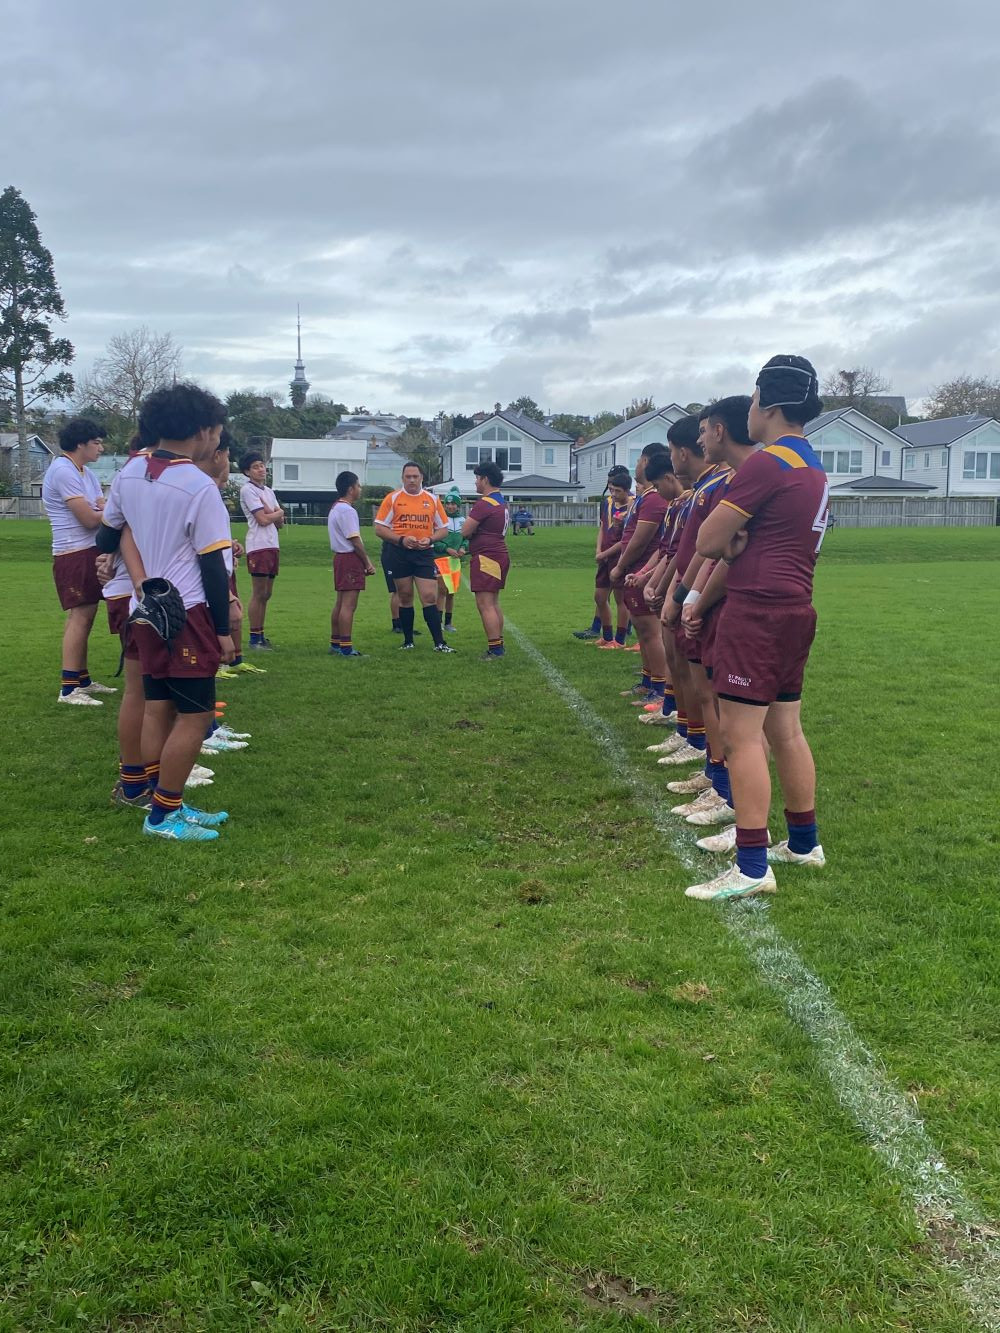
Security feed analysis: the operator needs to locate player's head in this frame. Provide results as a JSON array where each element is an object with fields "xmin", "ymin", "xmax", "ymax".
[
  {"xmin": 240, "ymin": 450, "xmax": 267, "ymax": 484},
  {"xmin": 58, "ymin": 417, "xmax": 106, "ymax": 461},
  {"xmin": 139, "ymin": 383, "xmax": 225, "ymax": 461},
  {"xmin": 749, "ymin": 355, "xmax": 823, "ymax": 441},
  {"xmin": 666, "ymin": 415, "xmax": 703, "ymax": 483},
  {"xmin": 473, "ymin": 461, "xmax": 503, "ymax": 493},
  {"xmin": 208, "ymin": 427, "xmax": 233, "ymax": 486},
  {"xmin": 442, "ymin": 486, "xmax": 462, "ymax": 515},
  {"xmin": 607, "ymin": 465, "xmax": 631, "ymax": 504},
  {"xmin": 336, "ymin": 469, "xmax": 361, "ymax": 501},
  {"xmin": 698, "ymin": 395, "xmax": 754, "ymax": 462},
  {"xmin": 401, "ymin": 461, "xmax": 425, "ymax": 494},
  {"xmin": 634, "ymin": 442, "xmax": 667, "ymax": 485},
  {"xmin": 126, "ymin": 432, "xmax": 147, "ymax": 457},
  {"xmin": 644, "ymin": 448, "xmax": 683, "ymax": 500}
]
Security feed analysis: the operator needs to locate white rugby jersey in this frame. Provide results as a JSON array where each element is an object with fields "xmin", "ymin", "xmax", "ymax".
[
  {"xmin": 42, "ymin": 455, "xmax": 103, "ymax": 554},
  {"xmin": 102, "ymin": 454, "xmax": 232, "ymax": 610},
  {"xmin": 239, "ymin": 480, "xmax": 280, "ymax": 552}
]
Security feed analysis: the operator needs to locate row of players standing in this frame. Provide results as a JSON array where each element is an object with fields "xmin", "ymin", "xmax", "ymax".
[{"xmin": 578, "ymin": 353, "xmax": 830, "ymax": 903}]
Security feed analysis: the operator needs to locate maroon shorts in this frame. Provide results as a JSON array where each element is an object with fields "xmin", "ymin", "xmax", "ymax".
[
  {"xmin": 334, "ymin": 551, "xmax": 367, "ymax": 592},
  {"xmin": 623, "ymin": 582, "xmax": 656, "ymax": 620},
  {"xmin": 105, "ymin": 593, "xmax": 131, "ymax": 636},
  {"xmin": 247, "ymin": 548, "xmax": 279, "ymax": 578},
  {"xmin": 470, "ymin": 551, "xmax": 509, "ymax": 593},
  {"xmin": 53, "ymin": 547, "xmax": 101, "ymax": 609},
  {"xmin": 132, "ymin": 602, "xmax": 222, "ymax": 680},
  {"xmin": 712, "ymin": 593, "xmax": 817, "ymax": 705},
  {"xmin": 675, "ymin": 620, "xmax": 702, "ymax": 664},
  {"xmin": 700, "ymin": 601, "xmax": 722, "ymax": 675},
  {"xmin": 595, "ymin": 563, "xmax": 612, "ymax": 590}
]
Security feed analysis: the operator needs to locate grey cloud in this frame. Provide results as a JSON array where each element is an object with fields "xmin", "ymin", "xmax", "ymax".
[{"xmin": 492, "ymin": 308, "xmax": 592, "ymax": 345}]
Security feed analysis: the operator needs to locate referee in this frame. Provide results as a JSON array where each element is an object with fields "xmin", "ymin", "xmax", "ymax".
[{"xmin": 374, "ymin": 462, "xmax": 454, "ymax": 652}]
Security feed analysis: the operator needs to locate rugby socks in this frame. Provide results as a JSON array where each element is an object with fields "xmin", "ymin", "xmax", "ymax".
[
  {"xmin": 61, "ymin": 669, "xmax": 81, "ymax": 697},
  {"xmin": 602, "ymin": 627, "xmax": 614, "ymax": 642},
  {"xmin": 650, "ymin": 675, "xmax": 666, "ymax": 698},
  {"xmin": 676, "ymin": 712, "xmax": 688, "ymax": 740},
  {"xmin": 709, "ymin": 754, "xmax": 731, "ymax": 804},
  {"xmin": 399, "ymin": 606, "xmax": 415, "ymax": 645},
  {"xmin": 231, "ymin": 654, "xmax": 243, "ymax": 667},
  {"xmin": 614, "ymin": 626, "xmax": 627, "ymax": 645},
  {"xmin": 249, "ymin": 628, "xmax": 264, "ymax": 645},
  {"xmin": 487, "ymin": 637, "xmax": 505, "ymax": 657},
  {"xmin": 686, "ymin": 720, "xmax": 707, "ymax": 752},
  {"xmin": 78, "ymin": 671, "xmax": 93, "ymax": 689},
  {"xmin": 144, "ymin": 762, "xmax": 160, "ymax": 791},
  {"xmin": 330, "ymin": 636, "xmax": 342, "ymax": 652},
  {"xmin": 735, "ymin": 827, "xmax": 769, "ymax": 879},
  {"xmin": 120, "ymin": 763, "xmax": 148, "ymax": 799},
  {"xmin": 148, "ymin": 787, "xmax": 183, "ymax": 827},
  {"xmin": 444, "ymin": 610, "xmax": 453, "ymax": 627},
  {"xmin": 661, "ymin": 686, "xmax": 676, "ymax": 714},
  {"xmin": 391, "ymin": 616, "xmax": 401, "ymax": 632},
  {"xmin": 786, "ymin": 808, "xmax": 818, "ymax": 854},
  {"xmin": 640, "ymin": 672, "xmax": 651, "ymax": 691},
  {"xmin": 589, "ymin": 614, "xmax": 601, "ymax": 633},
  {"xmin": 340, "ymin": 640, "xmax": 355, "ymax": 656},
  {"xmin": 422, "ymin": 604, "xmax": 445, "ymax": 647}
]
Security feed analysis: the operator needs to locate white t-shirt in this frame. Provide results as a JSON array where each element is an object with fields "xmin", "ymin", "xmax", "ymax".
[
  {"xmin": 42, "ymin": 455, "xmax": 104, "ymax": 554},
  {"xmin": 102, "ymin": 552, "xmax": 132, "ymax": 600},
  {"xmin": 239, "ymin": 481, "xmax": 280, "ymax": 551},
  {"xmin": 328, "ymin": 501, "xmax": 361, "ymax": 554},
  {"xmin": 102, "ymin": 454, "xmax": 232, "ymax": 610}
]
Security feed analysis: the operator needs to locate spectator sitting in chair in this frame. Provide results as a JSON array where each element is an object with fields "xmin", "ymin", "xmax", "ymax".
[{"xmin": 512, "ymin": 506, "xmax": 535, "ymax": 535}]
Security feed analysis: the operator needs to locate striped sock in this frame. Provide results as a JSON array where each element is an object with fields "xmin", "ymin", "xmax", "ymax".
[
  {"xmin": 735, "ymin": 827, "xmax": 769, "ymax": 878},
  {"xmin": 144, "ymin": 762, "xmax": 160, "ymax": 790},
  {"xmin": 61, "ymin": 670, "xmax": 81, "ymax": 697},
  {"xmin": 662, "ymin": 688, "xmax": 676, "ymax": 714},
  {"xmin": 687, "ymin": 722, "xmax": 707, "ymax": 751},
  {"xmin": 487, "ymin": 637, "xmax": 505, "ymax": 657},
  {"xmin": 78, "ymin": 671, "xmax": 92, "ymax": 688},
  {"xmin": 650, "ymin": 675, "xmax": 666, "ymax": 697},
  {"xmin": 120, "ymin": 763, "xmax": 148, "ymax": 799},
  {"xmin": 148, "ymin": 786, "xmax": 183, "ymax": 827},
  {"xmin": 340, "ymin": 640, "xmax": 354, "ymax": 655},
  {"xmin": 676, "ymin": 713, "xmax": 688, "ymax": 739},
  {"xmin": 331, "ymin": 636, "xmax": 342, "ymax": 651},
  {"xmin": 640, "ymin": 673, "xmax": 651, "ymax": 691}
]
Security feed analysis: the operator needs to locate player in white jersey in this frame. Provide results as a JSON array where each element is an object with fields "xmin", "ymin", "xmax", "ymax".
[
  {"xmin": 97, "ymin": 384, "xmax": 234, "ymax": 843},
  {"xmin": 41, "ymin": 416, "xmax": 118, "ymax": 705},
  {"xmin": 239, "ymin": 452, "xmax": 284, "ymax": 650}
]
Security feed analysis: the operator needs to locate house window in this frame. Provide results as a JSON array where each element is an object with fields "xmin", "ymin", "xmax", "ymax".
[
  {"xmin": 543, "ymin": 447, "xmax": 555, "ymax": 466},
  {"xmin": 283, "ymin": 463, "xmax": 299, "ymax": 481},
  {"xmin": 923, "ymin": 452, "xmax": 930, "ymax": 468},
  {"xmin": 466, "ymin": 446, "xmax": 522, "ymax": 472},
  {"xmin": 904, "ymin": 452, "xmax": 915, "ymax": 471},
  {"xmin": 941, "ymin": 450, "xmax": 949, "ymax": 467},
  {"xmin": 481, "ymin": 425, "xmax": 513, "ymax": 442},
  {"xmin": 881, "ymin": 449, "xmax": 891, "ymax": 468},
  {"xmin": 962, "ymin": 451, "xmax": 1000, "ymax": 480},
  {"xmin": 819, "ymin": 449, "xmax": 862, "ymax": 475}
]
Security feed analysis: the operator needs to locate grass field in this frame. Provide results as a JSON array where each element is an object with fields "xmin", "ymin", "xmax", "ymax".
[{"xmin": 1, "ymin": 519, "xmax": 998, "ymax": 1331}]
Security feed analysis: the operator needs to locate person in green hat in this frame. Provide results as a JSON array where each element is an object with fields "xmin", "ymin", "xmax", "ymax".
[{"xmin": 434, "ymin": 489, "xmax": 468, "ymax": 634}]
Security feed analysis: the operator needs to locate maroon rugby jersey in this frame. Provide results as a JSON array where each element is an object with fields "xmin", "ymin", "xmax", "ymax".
[
  {"xmin": 619, "ymin": 487, "xmax": 670, "ymax": 571},
  {"xmin": 719, "ymin": 436, "xmax": 830, "ymax": 602},
  {"xmin": 671, "ymin": 464, "xmax": 731, "ymax": 576},
  {"xmin": 468, "ymin": 492, "xmax": 509, "ymax": 557},
  {"xmin": 598, "ymin": 495, "xmax": 629, "ymax": 552}
]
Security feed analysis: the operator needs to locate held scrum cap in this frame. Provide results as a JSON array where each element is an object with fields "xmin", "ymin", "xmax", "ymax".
[
  {"xmin": 128, "ymin": 578, "xmax": 188, "ymax": 645},
  {"xmin": 756, "ymin": 355, "xmax": 819, "ymax": 410}
]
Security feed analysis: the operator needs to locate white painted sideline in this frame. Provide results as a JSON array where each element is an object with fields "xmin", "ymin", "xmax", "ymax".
[{"xmin": 507, "ymin": 621, "xmax": 1000, "ymax": 1331}]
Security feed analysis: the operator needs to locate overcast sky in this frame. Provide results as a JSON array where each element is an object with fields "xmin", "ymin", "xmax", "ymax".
[{"xmin": 4, "ymin": 0, "xmax": 999, "ymax": 417}]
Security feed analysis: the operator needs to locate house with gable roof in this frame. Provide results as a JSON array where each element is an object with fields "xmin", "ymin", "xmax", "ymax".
[
  {"xmin": 573, "ymin": 406, "xmax": 687, "ymax": 495},
  {"xmin": 440, "ymin": 409, "xmax": 581, "ymax": 501},
  {"xmin": 803, "ymin": 406, "xmax": 918, "ymax": 495},
  {"xmin": 894, "ymin": 415, "xmax": 1000, "ymax": 496}
]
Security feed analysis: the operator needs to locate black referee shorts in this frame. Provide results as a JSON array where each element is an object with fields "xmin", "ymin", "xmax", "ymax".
[{"xmin": 381, "ymin": 543, "xmax": 438, "ymax": 584}]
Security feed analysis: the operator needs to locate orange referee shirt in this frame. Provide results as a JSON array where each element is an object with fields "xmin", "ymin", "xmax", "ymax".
[{"xmin": 375, "ymin": 489, "xmax": 447, "ymax": 541}]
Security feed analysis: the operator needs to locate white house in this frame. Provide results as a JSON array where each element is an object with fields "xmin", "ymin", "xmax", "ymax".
[
  {"xmin": 895, "ymin": 415, "xmax": 1000, "ymax": 496},
  {"xmin": 574, "ymin": 407, "xmax": 687, "ymax": 494},
  {"xmin": 269, "ymin": 437, "xmax": 367, "ymax": 512},
  {"xmin": 0, "ymin": 432, "xmax": 54, "ymax": 493},
  {"xmin": 440, "ymin": 410, "xmax": 581, "ymax": 501},
  {"xmin": 804, "ymin": 408, "xmax": 907, "ymax": 490}
]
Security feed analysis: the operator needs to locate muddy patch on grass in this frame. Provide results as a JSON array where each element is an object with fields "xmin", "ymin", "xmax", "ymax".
[
  {"xmin": 671, "ymin": 980, "xmax": 714, "ymax": 1004},
  {"xmin": 576, "ymin": 1271, "xmax": 678, "ymax": 1321}
]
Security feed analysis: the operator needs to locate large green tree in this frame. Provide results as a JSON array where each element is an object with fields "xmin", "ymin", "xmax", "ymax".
[
  {"xmin": 506, "ymin": 395, "xmax": 544, "ymax": 423},
  {"xmin": 926, "ymin": 374, "xmax": 1000, "ymax": 421},
  {"xmin": 395, "ymin": 422, "xmax": 441, "ymax": 482},
  {"xmin": 0, "ymin": 187, "xmax": 74, "ymax": 490}
]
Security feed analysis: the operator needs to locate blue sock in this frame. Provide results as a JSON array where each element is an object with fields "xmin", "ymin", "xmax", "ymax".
[
  {"xmin": 590, "ymin": 614, "xmax": 601, "ymax": 633},
  {"xmin": 786, "ymin": 809, "xmax": 818, "ymax": 854},
  {"xmin": 713, "ymin": 762, "xmax": 731, "ymax": 805},
  {"xmin": 736, "ymin": 828, "xmax": 769, "ymax": 878},
  {"xmin": 61, "ymin": 670, "xmax": 81, "ymax": 696},
  {"xmin": 661, "ymin": 691, "xmax": 676, "ymax": 715},
  {"xmin": 231, "ymin": 654, "xmax": 243, "ymax": 666},
  {"xmin": 602, "ymin": 627, "xmax": 613, "ymax": 642},
  {"xmin": 640, "ymin": 673, "xmax": 651, "ymax": 690},
  {"xmin": 614, "ymin": 626, "xmax": 627, "ymax": 645}
]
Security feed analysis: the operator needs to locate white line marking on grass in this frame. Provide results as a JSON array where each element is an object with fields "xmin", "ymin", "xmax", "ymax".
[{"xmin": 508, "ymin": 622, "xmax": 1000, "ymax": 1331}]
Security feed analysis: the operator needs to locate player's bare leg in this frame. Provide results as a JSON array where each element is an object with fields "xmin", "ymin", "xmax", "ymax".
[{"xmin": 62, "ymin": 602, "xmax": 99, "ymax": 674}]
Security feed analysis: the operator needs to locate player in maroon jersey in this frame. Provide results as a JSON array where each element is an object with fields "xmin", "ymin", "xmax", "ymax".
[
  {"xmin": 593, "ymin": 468, "xmax": 633, "ymax": 649},
  {"xmin": 685, "ymin": 356, "xmax": 829, "ymax": 901},
  {"xmin": 463, "ymin": 462, "xmax": 510, "ymax": 658}
]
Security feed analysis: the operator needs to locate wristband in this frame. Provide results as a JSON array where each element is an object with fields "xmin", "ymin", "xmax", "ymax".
[
  {"xmin": 684, "ymin": 589, "xmax": 700, "ymax": 606},
  {"xmin": 672, "ymin": 582, "xmax": 689, "ymax": 605}
]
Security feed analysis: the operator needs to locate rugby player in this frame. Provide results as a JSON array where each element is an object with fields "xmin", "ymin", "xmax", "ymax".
[
  {"xmin": 611, "ymin": 444, "xmax": 672, "ymax": 705},
  {"xmin": 374, "ymin": 462, "xmax": 453, "ymax": 652},
  {"xmin": 462, "ymin": 461, "xmax": 509, "ymax": 658},
  {"xmin": 97, "ymin": 383, "xmax": 234, "ymax": 843},
  {"xmin": 42, "ymin": 417, "xmax": 117, "ymax": 705},
  {"xmin": 593, "ymin": 467, "xmax": 633, "ymax": 648},
  {"xmin": 239, "ymin": 452, "xmax": 284, "ymax": 649},
  {"xmin": 329, "ymin": 470, "xmax": 376, "ymax": 656},
  {"xmin": 685, "ymin": 356, "xmax": 829, "ymax": 901}
]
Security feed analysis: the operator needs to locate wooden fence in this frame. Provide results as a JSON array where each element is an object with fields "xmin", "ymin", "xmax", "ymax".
[{"xmin": 827, "ymin": 496, "xmax": 997, "ymax": 527}]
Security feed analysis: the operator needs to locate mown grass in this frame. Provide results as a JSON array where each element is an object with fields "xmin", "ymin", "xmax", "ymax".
[{"xmin": 0, "ymin": 519, "xmax": 997, "ymax": 1330}]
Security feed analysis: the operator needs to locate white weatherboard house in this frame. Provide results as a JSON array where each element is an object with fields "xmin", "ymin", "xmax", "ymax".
[
  {"xmin": 269, "ymin": 437, "xmax": 367, "ymax": 512},
  {"xmin": 803, "ymin": 408, "xmax": 921, "ymax": 495},
  {"xmin": 895, "ymin": 415, "xmax": 1000, "ymax": 496},
  {"xmin": 574, "ymin": 407, "xmax": 687, "ymax": 494},
  {"xmin": 440, "ymin": 410, "xmax": 580, "ymax": 501}
]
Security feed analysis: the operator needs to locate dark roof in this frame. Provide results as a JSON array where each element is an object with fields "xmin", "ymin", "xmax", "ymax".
[
  {"xmin": 580, "ymin": 405, "xmax": 685, "ymax": 450},
  {"xmin": 804, "ymin": 408, "xmax": 848, "ymax": 434},
  {"xmin": 502, "ymin": 474, "xmax": 583, "ymax": 489},
  {"xmin": 830, "ymin": 475, "xmax": 936, "ymax": 492},
  {"xmin": 450, "ymin": 411, "xmax": 573, "ymax": 444},
  {"xmin": 895, "ymin": 415, "xmax": 992, "ymax": 446},
  {"xmin": 805, "ymin": 407, "xmax": 901, "ymax": 444}
]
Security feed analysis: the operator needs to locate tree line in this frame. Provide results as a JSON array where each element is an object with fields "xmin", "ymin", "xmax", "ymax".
[{"xmin": 3, "ymin": 184, "xmax": 999, "ymax": 492}]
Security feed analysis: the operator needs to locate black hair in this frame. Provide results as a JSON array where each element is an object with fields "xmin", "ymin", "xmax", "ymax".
[
  {"xmin": 401, "ymin": 460, "xmax": 425, "ymax": 479},
  {"xmin": 639, "ymin": 441, "xmax": 668, "ymax": 459},
  {"xmin": 336, "ymin": 470, "xmax": 359, "ymax": 497},
  {"xmin": 474, "ymin": 461, "xmax": 503, "ymax": 487},
  {"xmin": 59, "ymin": 417, "xmax": 107, "ymax": 452},
  {"xmin": 139, "ymin": 382, "xmax": 226, "ymax": 446},
  {"xmin": 607, "ymin": 466, "xmax": 632, "ymax": 488},
  {"xmin": 701, "ymin": 395, "xmax": 754, "ymax": 446},
  {"xmin": 644, "ymin": 452, "xmax": 676, "ymax": 482},
  {"xmin": 758, "ymin": 354, "xmax": 824, "ymax": 425},
  {"xmin": 240, "ymin": 451, "xmax": 265, "ymax": 473},
  {"xmin": 667, "ymin": 414, "xmax": 702, "ymax": 454},
  {"xmin": 217, "ymin": 427, "xmax": 233, "ymax": 453}
]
